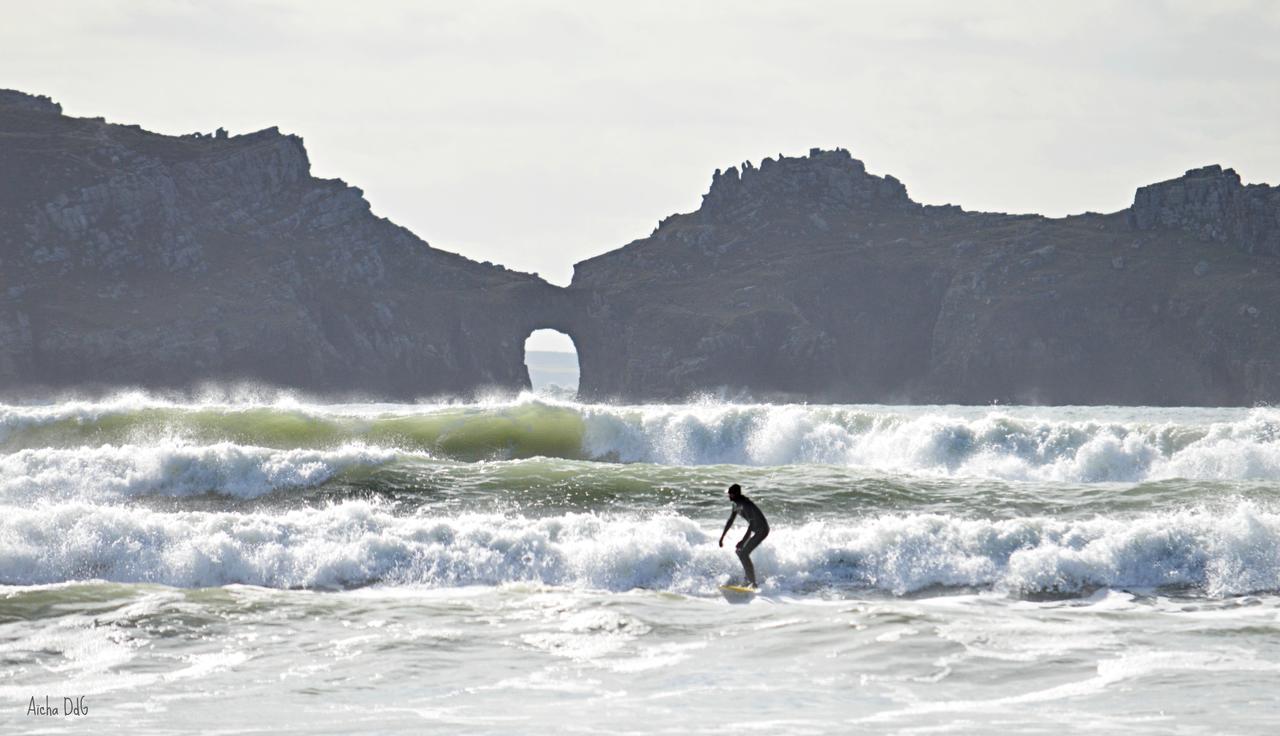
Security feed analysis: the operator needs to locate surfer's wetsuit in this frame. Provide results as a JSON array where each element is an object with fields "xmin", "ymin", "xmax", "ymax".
[{"xmin": 722, "ymin": 495, "xmax": 769, "ymax": 587}]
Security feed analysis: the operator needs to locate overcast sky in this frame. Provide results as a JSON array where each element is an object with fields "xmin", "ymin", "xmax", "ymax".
[{"xmin": 4, "ymin": 0, "xmax": 1278, "ymax": 351}]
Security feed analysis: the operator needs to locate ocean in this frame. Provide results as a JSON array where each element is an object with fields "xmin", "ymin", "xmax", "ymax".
[{"xmin": 2, "ymin": 392, "xmax": 1279, "ymax": 733}]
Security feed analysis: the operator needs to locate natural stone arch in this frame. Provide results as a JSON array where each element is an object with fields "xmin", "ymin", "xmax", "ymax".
[{"xmin": 522, "ymin": 327, "xmax": 580, "ymax": 396}]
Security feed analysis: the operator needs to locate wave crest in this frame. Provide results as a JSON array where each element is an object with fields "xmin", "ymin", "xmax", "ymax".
[
  {"xmin": 4, "ymin": 396, "xmax": 1280, "ymax": 482},
  {"xmin": 5, "ymin": 502, "xmax": 1279, "ymax": 597},
  {"xmin": 0, "ymin": 442, "xmax": 399, "ymax": 501}
]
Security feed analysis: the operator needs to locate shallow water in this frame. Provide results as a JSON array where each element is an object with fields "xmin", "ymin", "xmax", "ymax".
[{"xmin": 2, "ymin": 393, "xmax": 1279, "ymax": 732}]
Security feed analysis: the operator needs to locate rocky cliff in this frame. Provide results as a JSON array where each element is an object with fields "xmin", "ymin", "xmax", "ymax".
[
  {"xmin": 0, "ymin": 89, "xmax": 569, "ymax": 397},
  {"xmin": 569, "ymin": 149, "xmax": 1280, "ymax": 405},
  {"xmin": 3, "ymin": 89, "xmax": 1277, "ymax": 405},
  {"xmin": 1130, "ymin": 164, "xmax": 1280, "ymax": 256}
]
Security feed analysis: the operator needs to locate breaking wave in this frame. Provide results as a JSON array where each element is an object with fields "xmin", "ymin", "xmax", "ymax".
[
  {"xmin": 4, "ymin": 502, "xmax": 1279, "ymax": 597},
  {"xmin": 2, "ymin": 395, "xmax": 1279, "ymax": 483},
  {"xmin": 0, "ymin": 442, "xmax": 400, "ymax": 502}
]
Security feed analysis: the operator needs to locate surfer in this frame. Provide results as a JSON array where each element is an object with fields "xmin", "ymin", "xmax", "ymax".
[{"xmin": 719, "ymin": 483, "xmax": 769, "ymax": 588}]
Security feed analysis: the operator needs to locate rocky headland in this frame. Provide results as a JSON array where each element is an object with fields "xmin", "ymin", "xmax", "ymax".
[
  {"xmin": 0, "ymin": 90, "xmax": 568, "ymax": 398},
  {"xmin": 1, "ymin": 89, "xmax": 1277, "ymax": 404},
  {"xmin": 570, "ymin": 149, "xmax": 1280, "ymax": 404}
]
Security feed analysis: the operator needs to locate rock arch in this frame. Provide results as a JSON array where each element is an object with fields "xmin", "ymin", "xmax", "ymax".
[{"xmin": 522, "ymin": 328, "xmax": 580, "ymax": 394}]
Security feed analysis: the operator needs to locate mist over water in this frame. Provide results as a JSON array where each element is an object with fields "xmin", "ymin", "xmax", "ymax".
[{"xmin": 4, "ymin": 392, "xmax": 1280, "ymax": 732}]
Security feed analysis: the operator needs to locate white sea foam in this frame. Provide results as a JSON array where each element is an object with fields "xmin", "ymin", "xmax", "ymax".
[
  {"xmin": 581, "ymin": 403, "xmax": 1280, "ymax": 482},
  {"xmin": 3, "ymin": 501, "xmax": 1278, "ymax": 596},
  {"xmin": 3, "ymin": 396, "xmax": 1280, "ymax": 482},
  {"xmin": 0, "ymin": 442, "xmax": 400, "ymax": 501}
]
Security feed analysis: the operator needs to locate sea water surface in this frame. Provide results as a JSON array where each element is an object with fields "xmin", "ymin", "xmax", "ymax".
[{"xmin": 2, "ymin": 392, "xmax": 1279, "ymax": 733}]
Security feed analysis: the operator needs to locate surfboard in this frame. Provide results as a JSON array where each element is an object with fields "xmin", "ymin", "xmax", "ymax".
[{"xmin": 719, "ymin": 584, "xmax": 757, "ymax": 594}]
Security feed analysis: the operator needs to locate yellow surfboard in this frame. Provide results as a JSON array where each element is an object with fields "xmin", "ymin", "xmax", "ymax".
[{"xmin": 719, "ymin": 584, "xmax": 757, "ymax": 594}]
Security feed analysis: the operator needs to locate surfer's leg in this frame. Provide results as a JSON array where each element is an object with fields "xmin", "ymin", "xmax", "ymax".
[
  {"xmin": 737, "ymin": 529, "xmax": 768, "ymax": 587},
  {"xmin": 736, "ymin": 543, "xmax": 756, "ymax": 587}
]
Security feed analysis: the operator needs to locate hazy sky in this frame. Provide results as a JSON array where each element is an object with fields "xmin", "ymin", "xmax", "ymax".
[{"xmin": 4, "ymin": 1, "xmax": 1278, "ymax": 351}]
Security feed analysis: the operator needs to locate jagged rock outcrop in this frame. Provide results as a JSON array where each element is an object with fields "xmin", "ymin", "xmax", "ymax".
[
  {"xmin": 699, "ymin": 148, "xmax": 913, "ymax": 222},
  {"xmin": 0, "ymin": 89, "xmax": 572, "ymax": 397},
  {"xmin": 1130, "ymin": 165, "xmax": 1280, "ymax": 256},
  {"xmin": 0, "ymin": 90, "xmax": 60, "ymax": 115},
  {"xmin": 568, "ymin": 149, "xmax": 1280, "ymax": 405}
]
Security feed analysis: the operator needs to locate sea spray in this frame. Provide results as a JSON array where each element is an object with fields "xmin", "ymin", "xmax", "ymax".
[
  {"xmin": 5, "ymin": 397, "xmax": 1280, "ymax": 735},
  {"xmin": 4, "ymin": 501, "xmax": 1279, "ymax": 596},
  {"xmin": 3, "ymin": 395, "xmax": 1280, "ymax": 482},
  {"xmin": 0, "ymin": 441, "xmax": 402, "ymax": 501}
]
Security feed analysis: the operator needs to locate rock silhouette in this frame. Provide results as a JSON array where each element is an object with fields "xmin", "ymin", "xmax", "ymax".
[
  {"xmin": 1, "ymin": 91, "xmax": 1277, "ymax": 405},
  {"xmin": 0, "ymin": 89, "xmax": 566, "ymax": 398},
  {"xmin": 572, "ymin": 149, "xmax": 1280, "ymax": 404}
]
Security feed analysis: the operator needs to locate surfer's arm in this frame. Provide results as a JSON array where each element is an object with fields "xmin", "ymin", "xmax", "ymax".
[{"xmin": 718, "ymin": 511, "xmax": 737, "ymax": 547}]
